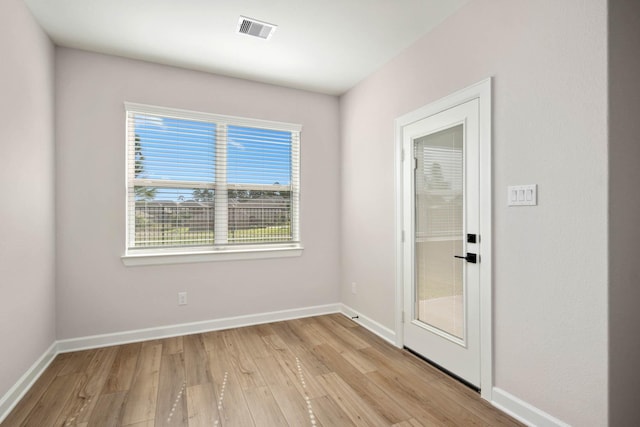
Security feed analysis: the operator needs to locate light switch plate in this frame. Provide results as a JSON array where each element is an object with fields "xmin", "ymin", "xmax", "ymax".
[{"xmin": 508, "ymin": 184, "xmax": 537, "ymax": 206}]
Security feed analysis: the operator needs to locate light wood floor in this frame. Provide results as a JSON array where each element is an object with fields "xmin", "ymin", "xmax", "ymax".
[{"xmin": 1, "ymin": 314, "xmax": 522, "ymax": 426}]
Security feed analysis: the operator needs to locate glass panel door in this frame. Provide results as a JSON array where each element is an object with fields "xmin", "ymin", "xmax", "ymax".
[
  {"xmin": 402, "ymin": 94, "xmax": 483, "ymax": 388},
  {"xmin": 414, "ymin": 124, "xmax": 464, "ymax": 339}
]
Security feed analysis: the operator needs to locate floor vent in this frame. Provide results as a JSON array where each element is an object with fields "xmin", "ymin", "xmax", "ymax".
[{"xmin": 237, "ymin": 16, "xmax": 277, "ymax": 40}]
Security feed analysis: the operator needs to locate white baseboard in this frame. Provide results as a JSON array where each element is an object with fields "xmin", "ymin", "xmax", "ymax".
[
  {"xmin": 57, "ymin": 303, "xmax": 341, "ymax": 353},
  {"xmin": 492, "ymin": 387, "xmax": 570, "ymax": 427},
  {"xmin": 1, "ymin": 303, "xmax": 341, "ymax": 422},
  {"xmin": 340, "ymin": 304, "xmax": 397, "ymax": 345},
  {"xmin": 4, "ymin": 305, "xmax": 565, "ymax": 427},
  {"xmin": 0, "ymin": 342, "xmax": 57, "ymax": 424},
  {"xmin": 338, "ymin": 306, "xmax": 567, "ymax": 427}
]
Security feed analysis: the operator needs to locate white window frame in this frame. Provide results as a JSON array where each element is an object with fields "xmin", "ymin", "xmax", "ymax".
[{"xmin": 121, "ymin": 102, "xmax": 303, "ymax": 266}]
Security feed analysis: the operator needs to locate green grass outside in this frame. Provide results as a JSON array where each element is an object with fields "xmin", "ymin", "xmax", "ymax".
[{"xmin": 135, "ymin": 225, "xmax": 291, "ymax": 247}]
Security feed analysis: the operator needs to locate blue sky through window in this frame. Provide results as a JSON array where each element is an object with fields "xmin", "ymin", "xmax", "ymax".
[
  {"xmin": 134, "ymin": 114, "xmax": 216, "ymax": 182},
  {"xmin": 227, "ymin": 125, "xmax": 292, "ymax": 185},
  {"xmin": 134, "ymin": 114, "xmax": 292, "ymax": 201}
]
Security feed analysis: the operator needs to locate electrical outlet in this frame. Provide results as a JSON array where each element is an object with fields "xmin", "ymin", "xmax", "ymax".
[
  {"xmin": 351, "ymin": 282, "xmax": 357, "ymax": 294},
  {"xmin": 178, "ymin": 292, "xmax": 187, "ymax": 305}
]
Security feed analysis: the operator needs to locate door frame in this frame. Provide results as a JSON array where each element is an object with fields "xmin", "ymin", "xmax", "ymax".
[{"xmin": 394, "ymin": 78, "xmax": 493, "ymax": 400}]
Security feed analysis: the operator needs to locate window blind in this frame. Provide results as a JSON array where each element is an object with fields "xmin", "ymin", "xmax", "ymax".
[
  {"xmin": 415, "ymin": 124, "xmax": 463, "ymax": 239},
  {"xmin": 126, "ymin": 104, "xmax": 301, "ymax": 253}
]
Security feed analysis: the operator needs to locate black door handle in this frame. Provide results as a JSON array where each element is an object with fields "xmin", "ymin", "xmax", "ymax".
[{"xmin": 454, "ymin": 253, "xmax": 477, "ymax": 263}]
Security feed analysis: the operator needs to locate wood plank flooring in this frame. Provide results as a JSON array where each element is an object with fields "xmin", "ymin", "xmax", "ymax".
[{"xmin": 1, "ymin": 314, "xmax": 522, "ymax": 426}]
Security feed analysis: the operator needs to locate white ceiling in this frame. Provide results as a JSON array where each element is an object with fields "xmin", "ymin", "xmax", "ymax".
[{"xmin": 23, "ymin": 0, "xmax": 469, "ymax": 95}]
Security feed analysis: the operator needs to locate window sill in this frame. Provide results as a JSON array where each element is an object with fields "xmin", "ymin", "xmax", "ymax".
[{"xmin": 121, "ymin": 245, "xmax": 303, "ymax": 266}]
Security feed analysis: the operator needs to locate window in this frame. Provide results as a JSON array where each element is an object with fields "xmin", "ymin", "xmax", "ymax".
[{"xmin": 123, "ymin": 103, "xmax": 302, "ymax": 265}]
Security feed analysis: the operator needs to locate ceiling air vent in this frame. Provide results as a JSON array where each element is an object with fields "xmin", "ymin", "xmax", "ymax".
[{"xmin": 237, "ymin": 16, "xmax": 277, "ymax": 40}]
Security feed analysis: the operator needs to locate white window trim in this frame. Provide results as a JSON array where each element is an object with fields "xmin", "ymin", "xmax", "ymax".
[
  {"xmin": 121, "ymin": 244, "xmax": 304, "ymax": 266},
  {"xmin": 125, "ymin": 102, "xmax": 303, "ymax": 133},
  {"xmin": 123, "ymin": 102, "xmax": 303, "ymax": 265}
]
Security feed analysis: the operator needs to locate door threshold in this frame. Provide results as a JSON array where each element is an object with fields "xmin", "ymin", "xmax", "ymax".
[{"xmin": 403, "ymin": 346, "xmax": 480, "ymax": 393}]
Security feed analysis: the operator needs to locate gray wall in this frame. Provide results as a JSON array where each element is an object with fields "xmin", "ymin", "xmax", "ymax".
[
  {"xmin": 0, "ymin": 0, "xmax": 56, "ymax": 399},
  {"xmin": 54, "ymin": 48, "xmax": 341, "ymax": 339},
  {"xmin": 339, "ymin": 0, "xmax": 608, "ymax": 424},
  {"xmin": 609, "ymin": 0, "xmax": 640, "ymax": 424}
]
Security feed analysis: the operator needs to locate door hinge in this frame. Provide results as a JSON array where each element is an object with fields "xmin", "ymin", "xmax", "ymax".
[
  {"xmin": 401, "ymin": 230, "xmax": 405, "ymax": 242},
  {"xmin": 401, "ymin": 311, "xmax": 405, "ymax": 323},
  {"xmin": 401, "ymin": 149, "xmax": 405, "ymax": 162},
  {"xmin": 414, "ymin": 157, "xmax": 418, "ymax": 170}
]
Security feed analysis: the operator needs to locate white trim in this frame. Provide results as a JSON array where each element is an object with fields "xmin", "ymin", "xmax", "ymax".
[
  {"xmin": 0, "ymin": 304, "xmax": 338, "ymax": 422},
  {"xmin": 394, "ymin": 116, "xmax": 405, "ymax": 349},
  {"xmin": 0, "ymin": 306, "xmax": 557, "ymax": 427},
  {"xmin": 0, "ymin": 342, "xmax": 57, "ymax": 424},
  {"xmin": 57, "ymin": 303, "xmax": 340, "ymax": 353},
  {"xmin": 492, "ymin": 388, "xmax": 570, "ymax": 427},
  {"xmin": 340, "ymin": 304, "xmax": 397, "ymax": 346},
  {"xmin": 124, "ymin": 102, "xmax": 302, "ymax": 257},
  {"xmin": 122, "ymin": 245, "xmax": 304, "ymax": 266},
  {"xmin": 394, "ymin": 78, "xmax": 493, "ymax": 399},
  {"xmin": 124, "ymin": 102, "xmax": 302, "ymax": 132},
  {"xmin": 477, "ymin": 78, "xmax": 493, "ymax": 401}
]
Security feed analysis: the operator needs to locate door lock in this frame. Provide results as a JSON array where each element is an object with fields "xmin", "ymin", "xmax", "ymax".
[{"xmin": 454, "ymin": 253, "xmax": 477, "ymax": 263}]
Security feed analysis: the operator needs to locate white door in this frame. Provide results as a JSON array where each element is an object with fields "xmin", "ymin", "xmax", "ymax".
[{"xmin": 402, "ymin": 98, "xmax": 482, "ymax": 387}]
